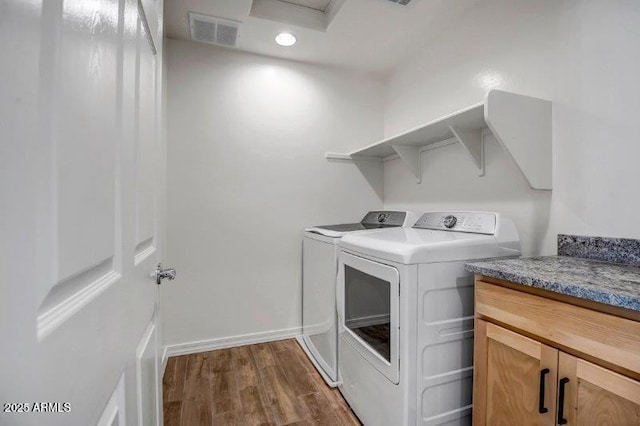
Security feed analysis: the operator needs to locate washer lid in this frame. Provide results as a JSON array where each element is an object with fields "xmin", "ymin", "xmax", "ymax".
[
  {"xmin": 339, "ymin": 228, "xmax": 519, "ymax": 264},
  {"xmin": 305, "ymin": 210, "xmax": 416, "ymax": 238},
  {"xmin": 304, "ymin": 223, "xmax": 368, "ymax": 238}
]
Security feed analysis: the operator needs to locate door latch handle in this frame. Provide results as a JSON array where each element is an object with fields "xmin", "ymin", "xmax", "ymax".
[
  {"xmin": 153, "ymin": 263, "xmax": 176, "ymax": 285},
  {"xmin": 538, "ymin": 368, "xmax": 550, "ymax": 414},
  {"xmin": 557, "ymin": 377, "xmax": 570, "ymax": 425}
]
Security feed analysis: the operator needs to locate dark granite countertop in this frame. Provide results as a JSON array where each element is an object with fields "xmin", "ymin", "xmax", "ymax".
[{"xmin": 465, "ymin": 256, "xmax": 640, "ymax": 312}]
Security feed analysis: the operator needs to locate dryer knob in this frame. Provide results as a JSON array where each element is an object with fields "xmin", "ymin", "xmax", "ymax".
[{"xmin": 443, "ymin": 215, "xmax": 457, "ymax": 228}]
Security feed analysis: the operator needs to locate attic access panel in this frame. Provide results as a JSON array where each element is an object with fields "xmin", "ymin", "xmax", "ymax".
[
  {"xmin": 279, "ymin": 0, "xmax": 333, "ymax": 12},
  {"xmin": 250, "ymin": 0, "xmax": 346, "ymax": 31}
]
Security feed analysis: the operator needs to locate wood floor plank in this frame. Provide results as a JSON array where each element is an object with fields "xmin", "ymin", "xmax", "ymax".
[
  {"xmin": 210, "ymin": 370, "xmax": 242, "ymax": 415},
  {"xmin": 210, "ymin": 347, "xmax": 233, "ymax": 374},
  {"xmin": 163, "ymin": 339, "xmax": 361, "ymax": 426},
  {"xmin": 334, "ymin": 403, "xmax": 362, "ymax": 426},
  {"xmin": 287, "ymin": 342, "xmax": 346, "ymax": 413},
  {"xmin": 181, "ymin": 399, "xmax": 212, "ymax": 426},
  {"xmin": 212, "ymin": 410, "xmax": 243, "ymax": 426},
  {"xmin": 250, "ymin": 343, "xmax": 278, "ymax": 369},
  {"xmin": 274, "ymin": 344, "xmax": 318, "ymax": 397},
  {"xmin": 186, "ymin": 353, "xmax": 209, "ymax": 381},
  {"xmin": 232, "ymin": 346, "xmax": 260, "ymax": 390},
  {"xmin": 183, "ymin": 353, "xmax": 212, "ymax": 402},
  {"xmin": 269, "ymin": 339, "xmax": 292, "ymax": 353},
  {"xmin": 239, "ymin": 385, "xmax": 276, "ymax": 425},
  {"xmin": 183, "ymin": 376, "xmax": 211, "ymax": 403},
  {"xmin": 163, "ymin": 357, "xmax": 177, "ymax": 402},
  {"xmin": 260, "ymin": 364, "xmax": 308, "ymax": 424},
  {"xmin": 163, "ymin": 400, "xmax": 182, "ymax": 426},
  {"xmin": 165, "ymin": 355, "xmax": 189, "ymax": 403},
  {"xmin": 298, "ymin": 392, "xmax": 341, "ymax": 425}
]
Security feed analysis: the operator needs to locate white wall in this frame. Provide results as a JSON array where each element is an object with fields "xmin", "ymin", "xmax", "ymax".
[
  {"xmin": 162, "ymin": 39, "xmax": 384, "ymax": 348},
  {"xmin": 383, "ymin": 0, "xmax": 640, "ymax": 255}
]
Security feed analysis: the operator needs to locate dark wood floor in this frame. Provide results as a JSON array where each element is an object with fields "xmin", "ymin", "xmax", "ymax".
[{"xmin": 163, "ymin": 339, "xmax": 361, "ymax": 425}]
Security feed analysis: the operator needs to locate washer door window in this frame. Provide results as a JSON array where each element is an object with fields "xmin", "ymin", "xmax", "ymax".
[{"xmin": 339, "ymin": 252, "xmax": 400, "ymax": 384}]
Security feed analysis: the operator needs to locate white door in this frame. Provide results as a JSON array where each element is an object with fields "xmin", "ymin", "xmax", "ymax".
[
  {"xmin": 1, "ymin": 0, "xmax": 166, "ymax": 425},
  {"xmin": 338, "ymin": 252, "xmax": 401, "ymax": 384}
]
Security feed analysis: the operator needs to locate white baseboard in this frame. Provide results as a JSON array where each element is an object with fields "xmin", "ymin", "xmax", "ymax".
[{"xmin": 163, "ymin": 326, "xmax": 302, "ymax": 358}]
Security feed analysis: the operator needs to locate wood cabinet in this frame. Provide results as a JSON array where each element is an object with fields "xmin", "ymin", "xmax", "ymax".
[
  {"xmin": 559, "ymin": 353, "xmax": 640, "ymax": 425},
  {"xmin": 473, "ymin": 278, "xmax": 640, "ymax": 426},
  {"xmin": 475, "ymin": 320, "xmax": 558, "ymax": 425}
]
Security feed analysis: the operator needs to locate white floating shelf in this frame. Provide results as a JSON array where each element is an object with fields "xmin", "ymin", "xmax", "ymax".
[{"xmin": 328, "ymin": 90, "xmax": 552, "ymax": 190}]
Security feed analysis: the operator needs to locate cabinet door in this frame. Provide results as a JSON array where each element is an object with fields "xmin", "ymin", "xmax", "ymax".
[
  {"xmin": 473, "ymin": 320, "xmax": 558, "ymax": 426},
  {"xmin": 557, "ymin": 353, "xmax": 640, "ymax": 425}
]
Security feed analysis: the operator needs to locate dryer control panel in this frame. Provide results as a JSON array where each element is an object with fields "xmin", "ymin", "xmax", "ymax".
[
  {"xmin": 361, "ymin": 211, "xmax": 407, "ymax": 227},
  {"xmin": 413, "ymin": 212, "xmax": 496, "ymax": 234}
]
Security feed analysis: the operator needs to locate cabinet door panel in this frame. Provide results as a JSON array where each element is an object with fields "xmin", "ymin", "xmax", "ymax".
[
  {"xmin": 473, "ymin": 320, "xmax": 557, "ymax": 426},
  {"xmin": 559, "ymin": 353, "xmax": 640, "ymax": 425}
]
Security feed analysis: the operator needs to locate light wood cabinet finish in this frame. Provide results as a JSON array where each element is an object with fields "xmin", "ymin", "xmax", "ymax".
[
  {"xmin": 474, "ymin": 320, "xmax": 557, "ymax": 426},
  {"xmin": 559, "ymin": 353, "xmax": 640, "ymax": 426},
  {"xmin": 473, "ymin": 277, "xmax": 640, "ymax": 426},
  {"xmin": 475, "ymin": 280, "xmax": 640, "ymax": 379}
]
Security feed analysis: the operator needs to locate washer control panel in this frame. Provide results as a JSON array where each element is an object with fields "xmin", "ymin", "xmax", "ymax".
[
  {"xmin": 361, "ymin": 211, "xmax": 407, "ymax": 227},
  {"xmin": 413, "ymin": 212, "xmax": 497, "ymax": 234}
]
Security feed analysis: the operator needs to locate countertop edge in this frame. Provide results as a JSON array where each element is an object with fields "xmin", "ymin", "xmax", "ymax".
[{"xmin": 465, "ymin": 262, "xmax": 639, "ymax": 312}]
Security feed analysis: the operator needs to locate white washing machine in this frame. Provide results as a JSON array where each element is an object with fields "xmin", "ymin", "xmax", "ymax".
[
  {"xmin": 336, "ymin": 212, "xmax": 520, "ymax": 425},
  {"xmin": 299, "ymin": 211, "xmax": 418, "ymax": 387}
]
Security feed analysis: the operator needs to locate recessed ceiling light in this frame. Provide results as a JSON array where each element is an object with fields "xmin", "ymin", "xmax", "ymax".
[{"xmin": 275, "ymin": 32, "xmax": 296, "ymax": 47}]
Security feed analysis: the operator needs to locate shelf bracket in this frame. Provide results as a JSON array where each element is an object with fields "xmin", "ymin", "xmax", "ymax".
[
  {"xmin": 449, "ymin": 126, "xmax": 484, "ymax": 176},
  {"xmin": 392, "ymin": 145, "xmax": 421, "ymax": 183},
  {"xmin": 484, "ymin": 90, "xmax": 552, "ymax": 190}
]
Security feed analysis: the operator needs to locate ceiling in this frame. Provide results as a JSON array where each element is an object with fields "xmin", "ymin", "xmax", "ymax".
[{"xmin": 164, "ymin": 0, "xmax": 478, "ymax": 76}]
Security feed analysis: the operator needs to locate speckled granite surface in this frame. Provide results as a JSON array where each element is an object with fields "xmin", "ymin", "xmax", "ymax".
[
  {"xmin": 558, "ymin": 234, "xmax": 640, "ymax": 267},
  {"xmin": 465, "ymin": 256, "xmax": 640, "ymax": 311}
]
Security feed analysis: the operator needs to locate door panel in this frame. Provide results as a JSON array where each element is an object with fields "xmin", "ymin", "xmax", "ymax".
[
  {"xmin": 35, "ymin": 0, "xmax": 122, "ymax": 341},
  {"xmin": 98, "ymin": 375, "xmax": 127, "ymax": 426},
  {"xmin": 136, "ymin": 20, "xmax": 158, "ymax": 254},
  {"xmin": 137, "ymin": 316, "xmax": 159, "ymax": 426},
  {"xmin": 558, "ymin": 353, "xmax": 640, "ymax": 426},
  {"xmin": 338, "ymin": 252, "xmax": 400, "ymax": 384},
  {"xmin": 474, "ymin": 320, "xmax": 558, "ymax": 426},
  {"xmin": 0, "ymin": 0, "xmax": 165, "ymax": 424}
]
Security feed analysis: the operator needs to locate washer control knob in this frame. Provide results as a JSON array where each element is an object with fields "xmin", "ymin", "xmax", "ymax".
[
  {"xmin": 377, "ymin": 213, "xmax": 388, "ymax": 223},
  {"xmin": 443, "ymin": 215, "xmax": 457, "ymax": 229}
]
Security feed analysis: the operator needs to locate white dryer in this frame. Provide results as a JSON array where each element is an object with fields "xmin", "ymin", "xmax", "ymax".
[
  {"xmin": 336, "ymin": 212, "xmax": 520, "ymax": 425},
  {"xmin": 299, "ymin": 211, "xmax": 418, "ymax": 387}
]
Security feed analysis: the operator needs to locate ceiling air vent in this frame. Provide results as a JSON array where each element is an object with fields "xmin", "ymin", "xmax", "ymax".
[{"xmin": 189, "ymin": 13, "xmax": 241, "ymax": 47}]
